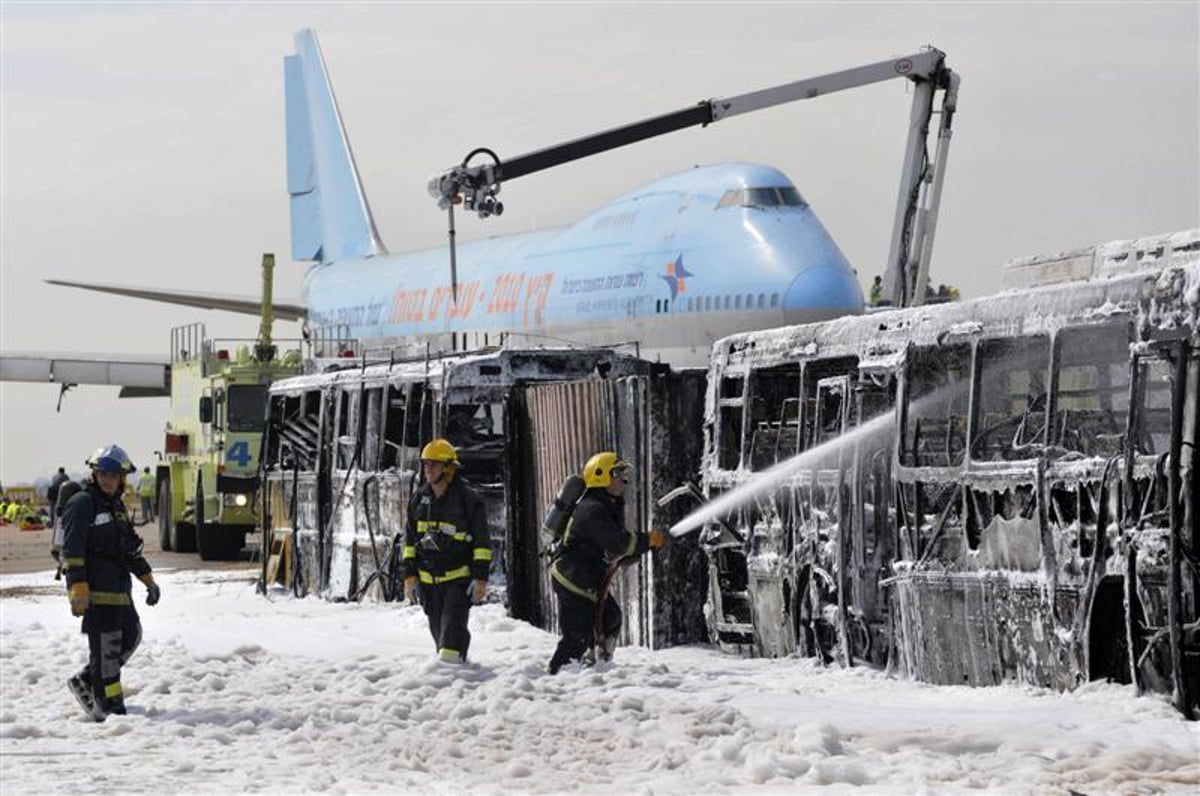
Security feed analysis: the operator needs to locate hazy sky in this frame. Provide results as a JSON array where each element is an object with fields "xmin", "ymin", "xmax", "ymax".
[{"xmin": 2, "ymin": 2, "xmax": 1197, "ymax": 486}]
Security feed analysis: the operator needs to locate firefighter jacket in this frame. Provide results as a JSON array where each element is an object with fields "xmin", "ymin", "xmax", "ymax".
[
  {"xmin": 402, "ymin": 477, "xmax": 491, "ymax": 585},
  {"xmin": 550, "ymin": 489, "xmax": 649, "ymax": 602},
  {"xmin": 61, "ymin": 484, "xmax": 152, "ymax": 606}
]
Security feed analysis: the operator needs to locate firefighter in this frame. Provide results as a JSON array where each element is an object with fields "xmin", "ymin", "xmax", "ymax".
[
  {"xmin": 136, "ymin": 466, "xmax": 156, "ymax": 526},
  {"xmin": 401, "ymin": 439, "xmax": 492, "ymax": 664},
  {"xmin": 61, "ymin": 444, "xmax": 160, "ymax": 721},
  {"xmin": 47, "ymin": 466, "xmax": 69, "ymax": 525},
  {"xmin": 547, "ymin": 452, "xmax": 666, "ymax": 674}
]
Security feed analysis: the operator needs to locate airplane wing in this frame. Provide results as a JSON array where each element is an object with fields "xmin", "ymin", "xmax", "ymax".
[
  {"xmin": 0, "ymin": 351, "xmax": 170, "ymax": 398},
  {"xmin": 45, "ymin": 279, "xmax": 308, "ymax": 321}
]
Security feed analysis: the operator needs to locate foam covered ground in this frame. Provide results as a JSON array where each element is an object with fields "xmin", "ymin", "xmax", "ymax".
[{"xmin": 2, "ymin": 568, "xmax": 1196, "ymax": 794}]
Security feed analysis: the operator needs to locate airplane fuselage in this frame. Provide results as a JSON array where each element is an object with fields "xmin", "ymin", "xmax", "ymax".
[{"xmin": 304, "ymin": 163, "xmax": 864, "ymax": 366}]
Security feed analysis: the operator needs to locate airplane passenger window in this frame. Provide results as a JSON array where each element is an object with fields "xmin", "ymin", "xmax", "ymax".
[
  {"xmin": 687, "ymin": 297, "xmax": 694, "ymax": 311},
  {"xmin": 735, "ymin": 295, "xmax": 742, "ymax": 309},
  {"xmin": 724, "ymin": 296, "xmax": 732, "ymax": 310},
  {"xmin": 745, "ymin": 294, "xmax": 753, "ymax": 309},
  {"xmin": 770, "ymin": 293, "xmax": 780, "ymax": 308},
  {"xmin": 757, "ymin": 294, "xmax": 765, "ymax": 309},
  {"xmin": 705, "ymin": 296, "xmax": 712, "ymax": 311}
]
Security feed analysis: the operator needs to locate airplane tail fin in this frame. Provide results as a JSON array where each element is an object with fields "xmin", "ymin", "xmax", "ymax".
[{"xmin": 286, "ymin": 29, "xmax": 387, "ymax": 263}]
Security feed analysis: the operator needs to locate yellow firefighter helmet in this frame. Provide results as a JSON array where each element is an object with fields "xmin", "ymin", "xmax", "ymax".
[
  {"xmin": 582, "ymin": 451, "xmax": 632, "ymax": 489},
  {"xmin": 420, "ymin": 438, "xmax": 460, "ymax": 467}
]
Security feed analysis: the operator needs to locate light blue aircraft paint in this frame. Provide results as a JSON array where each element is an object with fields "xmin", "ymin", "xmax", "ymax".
[{"xmin": 292, "ymin": 29, "xmax": 862, "ymax": 366}]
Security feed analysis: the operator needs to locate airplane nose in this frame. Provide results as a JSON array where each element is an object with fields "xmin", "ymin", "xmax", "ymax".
[{"xmin": 781, "ymin": 266, "xmax": 864, "ymax": 323}]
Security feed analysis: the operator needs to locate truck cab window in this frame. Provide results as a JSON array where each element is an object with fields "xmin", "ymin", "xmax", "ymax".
[{"xmin": 226, "ymin": 385, "xmax": 268, "ymax": 432}]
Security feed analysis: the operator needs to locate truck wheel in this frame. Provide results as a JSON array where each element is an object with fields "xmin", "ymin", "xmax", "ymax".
[
  {"xmin": 196, "ymin": 478, "xmax": 219, "ymax": 561},
  {"xmin": 172, "ymin": 478, "xmax": 197, "ymax": 553},
  {"xmin": 158, "ymin": 481, "xmax": 173, "ymax": 552}
]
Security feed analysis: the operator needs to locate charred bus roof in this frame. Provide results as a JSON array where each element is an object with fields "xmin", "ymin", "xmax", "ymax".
[{"xmin": 712, "ymin": 230, "xmax": 1199, "ymax": 374}]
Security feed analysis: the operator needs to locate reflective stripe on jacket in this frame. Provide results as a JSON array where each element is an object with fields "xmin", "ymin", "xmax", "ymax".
[
  {"xmin": 550, "ymin": 489, "xmax": 648, "ymax": 600},
  {"xmin": 61, "ymin": 485, "xmax": 152, "ymax": 602},
  {"xmin": 402, "ymin": 477, "xmax": 491, "ymax": 583}
]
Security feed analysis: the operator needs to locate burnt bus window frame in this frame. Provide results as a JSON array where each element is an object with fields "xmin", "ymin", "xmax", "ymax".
[
  {"xmin": 334, "ymin": 388, "xmax": 361, "ymax": 471},
  {"xmin": 381, "ymin": 383, "xmax": 410, "ymax": 472},
  {"xmin": 1051, "ymin": 322, "xmax": 1132, "ymax": 458},
  {"xmin": 444, "ymin": 401, "xmax": 507, "ymax": 450},
  {"xmin": 266, "ymin": 390, "xmax": 320, "ymax": 471},
  {"xmin": 900, "ymin": 343, "xmax": 971, "ymax": 468},
  {"xmin": 814, "ymin": 375, "xmax": 852, "ymax": 448},
  {"xmin": 363, "ymin": 387, "xmax": 384, "ymax": 471},
  {"xmin": 1132, "ymin": 354, "xmax": 1176, "ymax": 456},
  {"xmin": 745, "ymin": 363, "xmax": 802, "ymax": 472},
  {"xmin": 716, "ymin": 373, "xmax": 747, "ymax": 471},
  {"xmin": 381, "ymin": 381, "xmax": 435, "ymax": 472},
  {"xmin": 969, "ymin": 335, "xmax": 1051, "ymax": 463},
  {"xmin": 855, "ymin": 367, "xmax": 898, "ymax": 430},
  {"xmin": 797, "ymin": 357, "xmax": 860, "ymax": 453}
]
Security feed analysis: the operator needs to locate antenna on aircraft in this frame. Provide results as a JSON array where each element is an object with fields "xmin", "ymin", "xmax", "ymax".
[{"xmin": 430, "ymin": 147, "xmax": 505, "ymax": 302}]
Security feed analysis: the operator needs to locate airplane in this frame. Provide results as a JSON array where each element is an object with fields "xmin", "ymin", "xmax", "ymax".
[{"xmin": 21, "ymin": 28, "xmax": 864, "ymax": 379}]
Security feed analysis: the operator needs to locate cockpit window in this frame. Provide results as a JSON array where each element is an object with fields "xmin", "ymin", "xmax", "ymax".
[{"xmin": 716, "ymin": 187, "xmax": 808, "ymax": 209}]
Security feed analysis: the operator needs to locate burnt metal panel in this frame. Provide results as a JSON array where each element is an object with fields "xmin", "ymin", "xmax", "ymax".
[
  {"xmin": 522, "ymin": 367, "xmax": 709, "ymax": 648},
  {"xmin": 524, "ymin": 378, "xmax": 620, "ymax": 632}
]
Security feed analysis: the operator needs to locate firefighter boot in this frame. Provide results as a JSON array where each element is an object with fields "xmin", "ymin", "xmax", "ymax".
[
  {"xmin": 66, "ymin": 672, "xmax": 106, "ymax": 722},
  {"xmin": 101, "ymin": 693, "xmax": 127, "ymax": 716}
]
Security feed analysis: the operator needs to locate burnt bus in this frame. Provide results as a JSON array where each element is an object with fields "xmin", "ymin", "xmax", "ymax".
[
  {"xmin": 699, "ymin": 229, "xmax": 1198, "ymax": 717},
  {"xmin": 258, "ymin": 347, "xmax": 709, "ymax": 649}
]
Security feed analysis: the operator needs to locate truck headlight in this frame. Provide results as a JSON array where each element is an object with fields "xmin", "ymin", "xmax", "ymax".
[{"xmin": 223, "ymin": 494, "xmax": 249, "ymax": 508}]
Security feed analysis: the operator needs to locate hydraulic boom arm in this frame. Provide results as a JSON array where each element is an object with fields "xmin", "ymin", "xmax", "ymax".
[{"xmin": 430, "ymin": 48, "xmax": 958, "ymax": 308}]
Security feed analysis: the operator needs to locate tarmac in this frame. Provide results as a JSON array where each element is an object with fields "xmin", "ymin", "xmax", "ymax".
[{"xmin": 0, "ymin": 516, "xmax": 256, "ymax": 577}]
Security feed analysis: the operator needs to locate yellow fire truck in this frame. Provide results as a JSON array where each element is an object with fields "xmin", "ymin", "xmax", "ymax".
[{"xmin": 156, "ymin": 254, "xmax": 302, "ymax": 559}]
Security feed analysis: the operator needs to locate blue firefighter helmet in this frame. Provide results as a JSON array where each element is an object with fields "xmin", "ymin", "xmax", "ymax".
[{"xmin": 86, "ymin": 444, "xmax": 136, "ymax": 474}]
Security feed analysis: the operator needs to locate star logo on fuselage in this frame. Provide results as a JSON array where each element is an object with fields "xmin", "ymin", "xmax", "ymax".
[{"xmin": 660, "ymin": 255, "xmax": 692, "ymax": 300}]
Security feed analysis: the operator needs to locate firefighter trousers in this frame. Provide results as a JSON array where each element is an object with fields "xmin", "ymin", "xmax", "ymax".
[
  {"xmin": 420, "ymin": 579, "xmax": 472, "ymax": 662},
  {"xmin": 80, "ymin": 604, "xmax": 142, "ymax": 713},
  {"xmin": 548, "ymin": 581, "xmax": 621, "ymax": 673}
]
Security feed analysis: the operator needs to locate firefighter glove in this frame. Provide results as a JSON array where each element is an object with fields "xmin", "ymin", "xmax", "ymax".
[
  {"xmin": 469, "ymin": 579, "xmax": 487, "ymax": 605},
  {"xmin": 648, "ymin": 529, "xmax": 668, "ymax": 550},
  {"xmin": 69, "ymin": 582, "xmax": 90, "ymax": 616},
  {"xmin": 140, "ymin": 574, "xmax": 160, "ymax": 606},
  {"xmin": 404, "ymin": 576, "xmax": 419, "ymax": 604}
]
